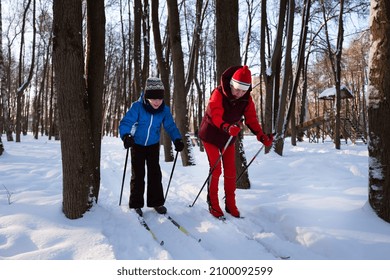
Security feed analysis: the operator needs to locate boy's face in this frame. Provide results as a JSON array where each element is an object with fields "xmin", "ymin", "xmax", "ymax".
[{"xmin": 148, "ymin": 99, "xmax": 163, "ymax": 109}]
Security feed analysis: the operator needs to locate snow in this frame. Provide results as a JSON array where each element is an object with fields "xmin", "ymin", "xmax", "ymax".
[
  {"xmin": 318, "ymin": 85, "xmax": 353, "ymax": 99},
  {"xmin": 1, "ymin": 134, "xmax": 390, "ymax": 278}
]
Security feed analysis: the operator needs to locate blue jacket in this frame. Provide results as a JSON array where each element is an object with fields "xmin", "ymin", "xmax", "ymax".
[{"xmin": 119, "ymin": 94, "xmax": 182, "ymax": 146}]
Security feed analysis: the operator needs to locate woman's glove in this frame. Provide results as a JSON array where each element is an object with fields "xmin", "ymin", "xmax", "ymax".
[
  {"xmin": 257, "ymin": 133, "xmax": 273, "ymax": 147},
  {"xmin": 222, "ymin": 123, "xmax": 241, "ymax": 137}
]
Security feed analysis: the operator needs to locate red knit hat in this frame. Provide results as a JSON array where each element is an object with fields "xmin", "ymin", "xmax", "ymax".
[{"xmin": 230, "ymin": 65, "xmax": 251, "ymax": 91}]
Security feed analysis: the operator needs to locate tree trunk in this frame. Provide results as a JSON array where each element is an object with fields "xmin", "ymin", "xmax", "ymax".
[
  {"xmin": 119, "ymin": 0, "xmax": 129, "ymax": 108},
  {"xmin": 16, "ymin": 0, "xmax": 36, "ymax": 143},
  {"xmin": 215, "ymin": 0, "xmax": 240, "ymax": 78},
  {"xmin": 53, "ymin": 0, "xmax": 94, "ymax": 219},
  {"xmin": 367, "ymin": 0, "xmax": 390, "ymax": 222},
  {"xmin": 274, "ymin": 0, "xmax": 294, "ymax": 155},
  {"xmin": 216, "ymin": 0, "xmax": 250, "ymax": 189},
  {"xmin": 167, "ymin": 0, "xmax": 195, "ymax": 166},
  {"xmin": 48, "ymin": 66, "xmax": 59, "ymax": 140},
  {"xmin": 321, "ymin": 0, "xmax": 344, "ymax": 149},
  {"xmin": 0, "ymin": 0, "xmax": 13, "ymax": 143},
  {"xmin": 260, "ymin": 0, "xmax": 273, "ymax": 147},
  {"xmin": 141, "ymin": 0, "xmax": 150, "ymax": 86},
  {"xmin": 86, "ymin": 0, "xmax": 105, "ymax": 202},
  {"xmin": 279, "ymin": 0, "xmax": 311, "ymax": 150},
  {"xmin": 334, "ymin": 0, "xmax": 345, "ymax": 150},
  {"xmin": 133, "ymin": 0, "xmax": 143, "ymax": 97},
  {"xmin": 151, "ymin": 0, "xmax": 174, "ymax": 162},
  {"xmin": 260, "ymin": 0, "xmax": 287, "ymax": 154},
  {"xmin": 0, "ymin": 136, "xmax": 3, "ymax": 156}
]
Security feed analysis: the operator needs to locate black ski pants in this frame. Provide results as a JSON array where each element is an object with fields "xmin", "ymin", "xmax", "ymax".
[{"xmin": 129, "ymin": 143, "xmax": 164, "ymax": 208}]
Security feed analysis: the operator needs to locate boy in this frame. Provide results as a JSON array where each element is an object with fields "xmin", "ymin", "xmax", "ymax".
[{"xmin": 119, "ymin": 77, "xmax": 184, "ymax": 216}]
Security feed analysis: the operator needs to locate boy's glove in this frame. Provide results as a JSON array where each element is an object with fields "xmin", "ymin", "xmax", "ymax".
[
  {"xmin": 257, "ymin": 133, "xmax": 273, "ymax": 147},
  {"xmin": 123, "ymin": 134, "xmax": 135, "ymax": 149},
  {"xmin": 174, "ymin": 139, "xmax": 184, "ymax": 152}
]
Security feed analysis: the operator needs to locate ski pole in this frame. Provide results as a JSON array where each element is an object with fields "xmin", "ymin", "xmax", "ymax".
[
  {"xmin": 189, "ymin": 135, "xmax": 233, "ymax": 207},
  {"xmin": 164, "ymin": 151, "xmax": 179, "ymax": 201},
  {"xmin": 119, "ymin": 148, "xmax": 130, "ymax": 206},
  {"xmin": 236, "ymin": 144, "xmax": 264, "ymax": 183}
]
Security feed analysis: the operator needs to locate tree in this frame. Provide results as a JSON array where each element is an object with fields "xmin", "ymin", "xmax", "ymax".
[
  {"xmin": 167, "ymin": 0, "xmax": 195, "ymax": 166},
  {"xmin": 32, "ymin": 9, "xmax": 53, "ymax": 140},
  {"xmin": 85, "ymin": 0, "xmax": 106, "ymax": 202},
  {"xmin": 0, "ymin": 0, "xmax": 7, "ymax": 148},
  {"xmin": 53, "ymin": 0, "xmax": 105, "ymax": 219},
  {"xmin": 320, "ymin": 0, "xmax": 345, "ymax": 150},
  {"xmin": 260, "ymin": 0, "xmax": 287, "ymax": 155},
  {"xmin": 133, "ymin": 0, "xmax": 143, "ymax": 98},
  {"xmin": 242, "ymin": 0, "xmax": 257, "ymax": 66},
  {"xmin": 215, "ymin": 0, "xmax": 250, "ymax": 189},
  {"xmin": 275, "ymin": 0, "xmax": 312, "ymax": 155},
  {"xmin": 367, "ymin": 0, "xmax": 390, "ymax": 222},
  {"xmin": 15, "ymin": 0, "xmax": 37, "ymax": 142},
  {"xmin": 151, "ymin": 0, "xmax": 174, "ymax": 162},
  {"xmin": 0, "ymin": 136, "xmax": 3, "ymax": 156},
  {"xmin": 273, "ymin": 0, "xmax": 296, "ymax": 155}
]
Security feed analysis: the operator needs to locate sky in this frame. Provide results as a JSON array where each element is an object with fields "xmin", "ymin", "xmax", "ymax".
[{"xmin": 0, "ymin": 133, "xmax": 390, "ymax": 279}]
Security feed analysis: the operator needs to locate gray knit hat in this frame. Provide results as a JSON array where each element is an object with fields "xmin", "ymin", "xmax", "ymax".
[{"xmin": 144, "ymin": 77, "xmax": 165, "ymax": 99}]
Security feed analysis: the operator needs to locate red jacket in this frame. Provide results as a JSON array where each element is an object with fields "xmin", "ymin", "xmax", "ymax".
[{"xmin": 199, "ymin": 66, "xmax": 264, "ymax": 149}]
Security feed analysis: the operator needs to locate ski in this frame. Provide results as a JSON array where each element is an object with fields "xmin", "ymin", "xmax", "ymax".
[
  {"xmin": 227, "ymin": 218, "xmax": 290, "ymax": 260},
  {"xmin": 201, "ymin": 208, "xmax": 290, "ymax": 259},
  {"xmin": 202, "ymin": 208, "xmax": 227, "ymax": 222},
  {"xmin": 164, "ymin": 214, "xmax": 202, "ymax": 243},
  {"xmin": 136, "ymin": 213, "xmax": 164, "ymax": 246},
  {"xmin": 218, "ymin": 215, "xmax": 227, "ymax": 221}
]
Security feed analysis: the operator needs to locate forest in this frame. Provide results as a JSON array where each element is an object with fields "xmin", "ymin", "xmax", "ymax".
[{"xmin": 1, "ymin": 0, "xmax": 389, "ymax": 222}]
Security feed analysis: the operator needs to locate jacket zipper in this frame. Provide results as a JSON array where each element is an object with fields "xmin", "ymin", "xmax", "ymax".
[{"xmin": 144, "ymin": 114, "xmax": 153, "ymax": 145}]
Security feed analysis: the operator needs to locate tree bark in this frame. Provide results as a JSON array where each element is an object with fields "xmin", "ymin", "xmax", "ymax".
[
  {"xmin": 0, "ymin": 0, "xmax": 13, "ymax": 143},
  {"xmin": 216, "ymin": 0, "xmax": 250, "ymax": 189},
  {"xmin": 86, "ymin": 0, "xmax": 105, "ymax": 202},
  {"xmin": 16, "ymin": 0, "xmax": 36, "ymax": 142},
  {"xmin": 133, "ymin": 0, "xmax": 143, "ymax": 97},
  {"xmin": 367, "ymin": 0, "xmax": 390, "ymax": 222},
  {"xmin": 260, "ymin": 0, "xmax": 287, "ymax": 154},
  {"xmin": 279, "ymin": 0, "xmax": 311, "ymax": 151},
  {"xmin": 53, "ymin": 0, "xmax": 94, "ymax": 219},
  {"xmin": 274, "ymin": 0, "xmax": 294, "ymax": 155},
  {"xmin": 151, "ymin": 0, "xmax": 174, "ymax": 162},
  {"xmin": 167, "ymin": 0, "xmax": 195, "ymax": 166}
]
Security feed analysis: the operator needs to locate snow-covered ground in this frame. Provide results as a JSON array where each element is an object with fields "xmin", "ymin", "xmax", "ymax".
[{"xmin": 1, "ymin": 134, "xmax": 389, "ymax": 278}]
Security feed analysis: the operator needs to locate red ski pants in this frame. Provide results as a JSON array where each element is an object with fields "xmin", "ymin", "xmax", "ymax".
[{"xmin": 203, "ymin": 141, "xmax": 237, "ymax": 210}]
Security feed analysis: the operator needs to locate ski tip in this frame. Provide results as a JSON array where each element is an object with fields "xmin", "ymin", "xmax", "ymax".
[
  {"xmin": 198, "ymin": 238, "xmax": 202, "ymax": 243},
  {"xmin": 160, "ymin": 241, "xmax": 164, "ymax": 246}
]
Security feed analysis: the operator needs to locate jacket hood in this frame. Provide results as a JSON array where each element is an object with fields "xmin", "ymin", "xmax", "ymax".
[{"xmin": 220, "ymin": 66, "xmax": 252, "ymax": 101}]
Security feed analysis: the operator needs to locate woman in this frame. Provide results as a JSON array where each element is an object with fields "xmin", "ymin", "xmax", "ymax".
[{"xmin": 199, "ymin": 65, "xmax": 273, "ymax": 218}]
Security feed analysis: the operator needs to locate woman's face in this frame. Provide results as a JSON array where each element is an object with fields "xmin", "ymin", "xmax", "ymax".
[
  {"xmin": 230, "ymin": 86, "xmax": 247, "ymax": 99},
  {"xmin": 148, "ymin": 98, "xmax": 163, "ymax": 109}
]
